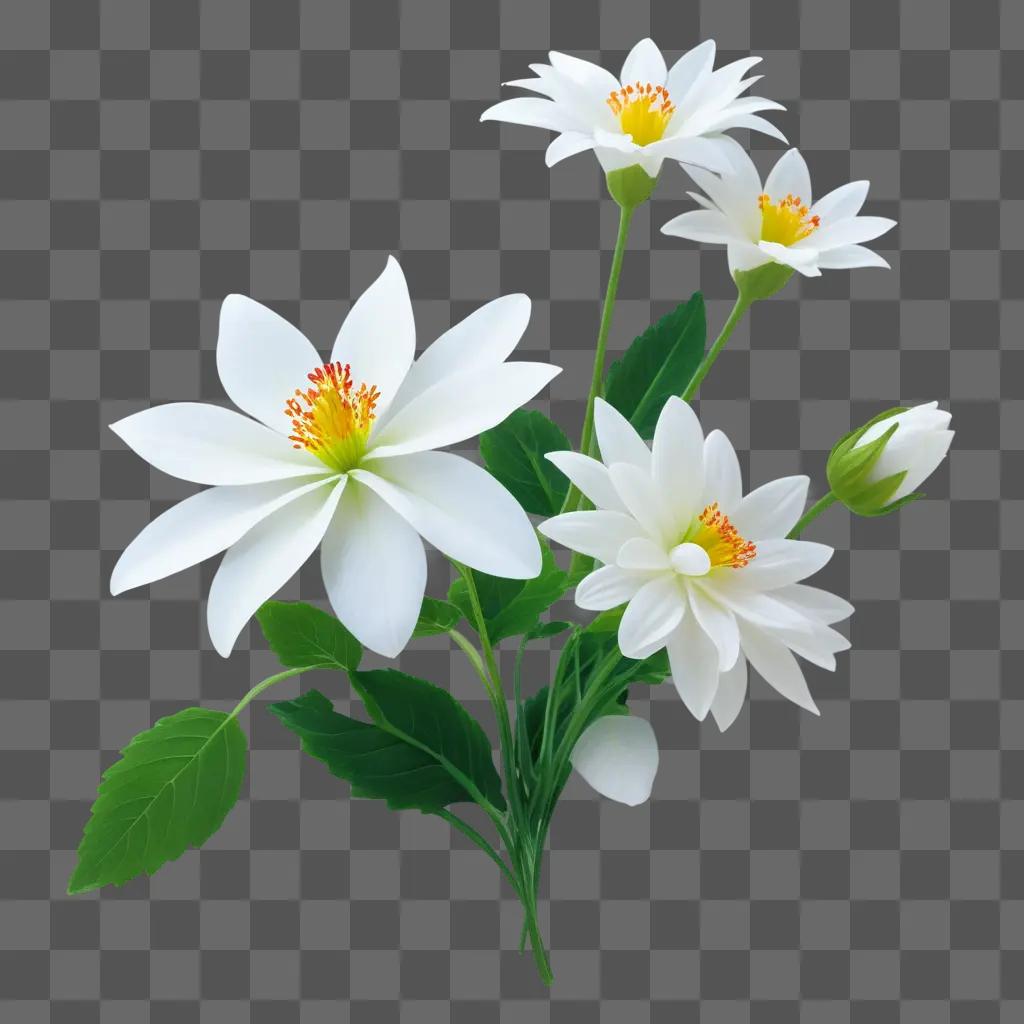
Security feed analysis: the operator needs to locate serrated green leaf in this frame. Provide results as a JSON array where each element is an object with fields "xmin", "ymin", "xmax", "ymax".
[
  {"xmin": 479, "ymin": 409, "xmax": 571, "ymax": 516},
  {"xmin": 604, "ymin": 293, "xmax": 706, "ymax": 438},
  {"xmin": 269, "ymin": 690, "xmax": 471, "ymax": 810},
  {"xmin": 68, "ymin": 708, "xmax": 247, "ymax": 894},
  {"xmin": 256, "ymin": 601, "xmax": 362, "ymax": 671},
  {"xmin": 350, "ymin": 669, "xmax": 506, "ymax": 812},
  {"xmin": 413, "ymin": 597, "xmax": 463, "ymax": 638}
]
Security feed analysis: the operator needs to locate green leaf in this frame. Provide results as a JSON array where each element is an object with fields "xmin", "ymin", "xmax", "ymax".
[
  {"xmin": 479, "ymin": 409, "xmax": 571, "ymax": 516},
  {"xmin": 68, "ymin": 708, "xmax": 247, "ymax": 894},
  {"xmin": 522, "ymin": 685, "xmax": 574, "ymax": 761},
  {"xmin": 269, "ymin": 690, "xmax": 471, "ymax": 810},
  {"xmin": 413, "ymin": 597, "xmax": 463, "ymax": 638},
  {"xmin": 526, "ymin": 620, "xmax": 573, "ymax": 641},
  {"xmin": 256, "ymin": 600, "xmax": 362, "ymax": 671},
  {"xmin": 604, "ymin": 292, "xmax": 706, "ymax": 438},
  {"xmin": 579, "ymin": 612, "xmax": 671, "ymax": 686},
  {"xmin": 350, "ymin": 669, "xmax": 506, "ymax": 812},
  {"xmin": 449, "ymin": 537, "xmax": 569, "ymax": 643}
]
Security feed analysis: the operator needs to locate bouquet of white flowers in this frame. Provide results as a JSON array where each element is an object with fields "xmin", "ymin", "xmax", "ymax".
[{"xmin": 67, "ymin": 40, "xmax": 951, "ymax": 985}]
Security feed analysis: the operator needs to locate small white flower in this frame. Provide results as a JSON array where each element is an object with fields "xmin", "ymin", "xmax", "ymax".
[
  {"xmin": 661, "ymin": 142, "xmax": 896, "ymax": 277},
  {"xmin": 570, "ymin": 714, "xmax": 659, "ymax": 806},
  {"xmin": 109, "ymin": 258, "xmax": 560, "ymax": 659},
  {"xmin": 539, "ymin": 398, "xmax": 854, "ymax": 730},
  {"xmin": 853, "ymin": 402, "xmax": 954, "ymax": 502},
  {"xmin": 480, "ymin": 38, "xmax": 785, "ymax": 177}
]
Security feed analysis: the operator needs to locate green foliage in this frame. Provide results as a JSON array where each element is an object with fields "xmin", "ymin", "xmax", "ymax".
[
  {"xmin": 604, "ymin": 293, "xmax": 706, "ymax": 438},
  {"xmin": 413, "ymin": 597, "xmax": 463, "ymax": 638},
  {"xmin": 449, "ymin": 538, "xmax": 569, "ymax": 642},
  {"xmin": 68, "ymin": 708, "xmax": 247, "ymax": 894},
  {"xmin": 350, "ymin": 669, "xmax": 506, "ymax": 812},
  {"xmin": 256, "ymin": 600, "xmax": 361, "ymax": 671},
  {"xmin": 479, "ymin": 409, "xmax": 571, "ymax": 516},
  {"xmin": 270, "ymin": 690, "xmax": 472, "ymax": 810}
]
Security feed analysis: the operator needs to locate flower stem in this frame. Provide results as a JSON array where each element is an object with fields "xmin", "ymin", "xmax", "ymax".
[
  {"xmin": 228, "ymin": 665, "xmax": 311, "ymax": 720},
  {"xmin": 788, "ymin": 490, "xmax": 838, "ymax": 539},
  {"xmin": 681, "ymin": 291, "xmax": 751, "ymax": 401}
]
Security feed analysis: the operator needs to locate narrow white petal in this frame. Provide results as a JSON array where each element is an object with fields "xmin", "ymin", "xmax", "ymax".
[
  {"xmin": 734, "ymin": 538, "xmax": 833, "ymax": 590},
  {"xmin": 571, "ymin": 715, "xmax": 659, "ymax": 807},
  {"xmin": 321, "ymin": 481, "xmax": 426, "ymax": 659},
  {"xmin": 763, "ymin": 149, "xmax": 813, "ymax": 207},
  {"xmin": 712, "ymin": 583, "xmax": 820, "ymax": 634},
  {"xmin": 616, "ymin": 536, "xmax": 670, "ymax": 572},
  {"xmin": 728, "ymin": 241, "xmax": 772, "ymax": 275},
  {"xmin": 620, "ymin": 38, "xmax": 667, "ymax": 87},
  {"xmin": 688, "ymin": 585, "xmax": 740, "ymax": 671},
  {"xmin": 758, "ymin": 240, "xmax": 822, "ymax": 277},
  {"xmin": 870, "ymin": 429, "xmax": 953, "ymax": 501},
  {"xmin": 810, "ymin": 180, "xmax": 869, "ymax": 222},
  {"xmin": 814, "ymin": 245, "xmax": 891, "ymax": 271},
  {"xmin": 652, "ymin": 396, "xmax": 705, "ymax": 533},
  {"xmin": 575, "ymin": 564, "xmax": 650, "ymax": 611},
  {"xmin": 111, "ymin": 476, "xmax": 332, "ymax": 596},
  {"xmin": 548, "ymin": 50, "xmax": 622, "ymax": 99},
  {"xmin": 110, "ymin": 403, "xmax": 327, "ymax": 485},
  {"xmin": 594, "ymin": 398, "xmax": 651, "ymax": 471},
  {"xmin": 805, "ymin": 216, "xmax": 896, "ymax": 252},
  {"xmin": 608, "ymin": 462, "xmax": 677, "ymax": 547},
  {"xmin": 714, "ymin": 113, "xmax": 788, "ymax": 142},
  {"xmin": 659, "ymin": 208, "xmax": 738, "ymax": 245},
  {"xmin": 644, "ymin": 135, "xmax": 732, "ymax": 174},
  {"xmin": 216, "ymin": 295, "xmax": 322, "ymax": 433},
  {"xmin": 666, "ymin": 615, "xmax": 719, "ymax": 720},
  {"xmin": 772, "ymin": 620, "xmax": 850, "ymax": 671},
  {"xmin": 206, "ymin": 479, "xmax": 345, "ymax": 657},
  {"xmin": 710, "ymin": 656, "xmax": 748, "ymax": 732},
  {"xmin": 545, "ymin": 450, "xmax": 627, "ymax": 512},
  {"xmin": 546, "ymin": 131, "xmax": 595, "ymax": 167},
  {"xmin": 479, "ymin": 96, "xmax": 578, "ymax": 132},
  {"xmin": 351, "ymin": 451, "xmax": 541, "ymax": 579},
  {"xmin": 539, "ymin": 510, "xmax": 646, "ymax": 563},
  {"xmin": 369, "ymin": 362, "xmax": 560, "ymax": 460},
  {"xmin": 618, "ymin": 575, "xmax": 686, "ymax": 659},
  {"xmin": 739, "ymin": 620, "xmax": 819, "ymax": 714},
  {"xmin": 730, "ymin": 475, "xmax": 810, "ymax": 540},
  {"xmin": 774, "ymin": 584, "xmax": 855, "ymax": 625},
  {"xmin": 667, "ymin": 40, "xmax": 716, "ymax": 102},
  {"xmin": 701, "ymin": 429, "xmax": 744, "ymax": 513},
  {"xmin": 331, "ymin": 256, "xmax": 415, "ymax": 418}
]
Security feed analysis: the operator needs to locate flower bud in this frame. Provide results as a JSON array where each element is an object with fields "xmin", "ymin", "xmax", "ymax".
[{"xmin": 827, "ymin": 402, "xmax": 953, "ymax": 516}]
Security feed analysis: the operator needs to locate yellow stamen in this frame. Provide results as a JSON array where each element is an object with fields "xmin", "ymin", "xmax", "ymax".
[
  {"xmin": 285, "ymin": 362, "xmax": 379, "ymax": 473},
  {"xmin": 689, "ymin": 502, "xmax": 756, "ymax": 569},
  {"xmin": 606, "ymin": 81, "xmax": 676, "ymax": 146},
  {"xmin": 758, "ymin": 193, "xmax": 820, "ymax": 247}
]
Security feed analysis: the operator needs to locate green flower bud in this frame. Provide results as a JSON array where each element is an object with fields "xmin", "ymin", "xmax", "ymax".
[
  {"xmin": 605, "ymin": 165, "xmax": 658, "ymax": 210},
  {"xmin": 734, "ymin": 262, "xmax": 794, "ymax": 303}
]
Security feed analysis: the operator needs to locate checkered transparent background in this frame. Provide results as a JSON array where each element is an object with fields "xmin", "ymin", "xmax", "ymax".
[{"xmin": 1, "ymin": 0, "xmax": 1021, "ymax": 1019}]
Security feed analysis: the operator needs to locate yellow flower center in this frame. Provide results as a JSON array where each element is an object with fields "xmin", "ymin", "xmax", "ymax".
[
  {"xmin": 285, "ymin": 362, "xmax": 380, "ymax": 473},
  {"xmin": 606, "ymin": 82, "xmax": 676, "ymax": 146},
  {"xmin": 758, "ymin": 193, "xmax": 820, "ymax": 247},
  {"xmin": 688, "ymin": 503, "xmax": 756, "ymax": 569}
]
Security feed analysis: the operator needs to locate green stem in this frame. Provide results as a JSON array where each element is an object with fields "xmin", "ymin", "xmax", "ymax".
[
  {"xmin": 228, "ymin": 666, "xmax": 311, "ymax": 720},
  {"xmin": 435, "ymin": 808, "xmax": 517, "ymax": 889},
  {"xmin": 681, "ymin": 292, "xmax": 751, "ymax": 401},
  {"xmin": 787, "ymin": 490, "xmax": 838, "ymax": 539}
]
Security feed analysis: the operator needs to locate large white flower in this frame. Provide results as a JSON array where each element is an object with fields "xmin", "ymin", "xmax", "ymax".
[
  {"xmin": 661, "ymin": 142, "xmax": 896, "ymax": 277},
  {"xmin": 109, "ymin": 258, "xmax": 559, "ymax": 659},
  {"xmin": 480, "ymin": 38, "xmax": 785, "ymax": 177},
  {"xmin": 539, "ymin": 398, "xmax": 853, "ymax": 730}
]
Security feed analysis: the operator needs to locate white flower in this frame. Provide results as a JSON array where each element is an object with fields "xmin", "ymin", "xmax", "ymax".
[
  {"xmin": 661, "ymin": 142, "xmax": 896, "ymax": 277},
  {"xmin": 539, "ymin": 398, "xmax": 854, "ymax": 730},
  {"xmin": 109, "ymin": 258, "xmax": 559, "ymax": 659},
  {"xmin": 853, "ymin": 402, "xmax": 954, "ymax": 501},
  {"xmin": 480, "ymin": 38, "xmax": 785, "ymax": 178},
  {"xmin": 570, "ymin": 714, "xmax": 659, "ymax": 806}
]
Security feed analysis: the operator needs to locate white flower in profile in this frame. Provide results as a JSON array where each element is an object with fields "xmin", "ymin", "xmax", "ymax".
[
  {"xmin": 661, "ymin": 141, "xmax": 896, "ymax": 277},
  {"xmin": 480, "ymin": 38, "xmax": 785, "ymax": 177},
  {"xmin": 109, "ymin": 258, "xmax": 559, "ymax": 658},
  {"xmin": 539, "ymin": 398, "xmax": 854, "ymax": 730},
  {"xmin": 570, "ymin": 714, "xmax": 659, "ymax": 806}
]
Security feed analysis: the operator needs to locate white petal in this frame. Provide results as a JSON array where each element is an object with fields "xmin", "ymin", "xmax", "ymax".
[
  {"xmin": 618, "ymin": 575, "xmax": 686, "ymax": 658},
  {"xmin": 810, "ymin": 180, "xmax": 869, "ymax": 223},
  {"xmin": 571, "ymin": 715, "xmax": 659, "ymax": 807},
  {"xmin": 216, "ymin": 295, "xmax": 322, "ymax": 433},
  {"xmin": 539, "ymin": 509, "xmax": 646, "ymax": 563},
  {"xmin": 773, "ymin": 620, "xmax": 850, "ymax": 671},
  {"xmin": 712, "ymin": 583, "xmax": 820, "ymax": 634},
  {"xmin": 713, "ymin": 112, "xmax": 788, "ymax": 142},
  {"xmin": 616, "ymin": 536, "xmax": 670, "ymax": 572},
  {"xmin": 870, "ymin": 428, "xmax": 953, "ymax": 501},
  {"xmin": 575, "ymin": 564, "xmax": 650, "ymax": 611},
  {"xmin": 728, "ymin": 240, "xmax": 773, "ymax": 275},
  {"xmin": 804, "ymin": 216, "xmax": 896, "ymax": 252},
  {"xmin": 479, "ymin": 96, "xmax": 578, "ymax": 132},
  {"xmin": 739, "ymin": 620, "xmax": 818, "ymax": 714},
  {"xmin": 688, "ymin": 585, "xmax": 740, "ymax": 671},
  {"xmin": 684, "ymin": 153, "xmax": 762, "ymax": 239},
  {"xmin": 620, "ymin": 38, "xmax": 667, "ymax": 87},
  {"xmin": 321, "ymin": 481, "xmax": 426, "ymax": 659},
  {"xmin": 701, "ymin": 429, "xmax": 743, "ymax": 513},
  {"xmin": 548, "ymin": 50, "xmax": 622, "ymax": 100},
  {"xmin": 381, "ymin": 293, "xmax": 531, "ymax": 426},
  {"xmin": 206, "ymin": 479, "xmax": 345, "ymax": 657},
  {"xmin": 814, "ymin": 244, "xmax": 890, "ymax": 270},
  {"xmin": 730, "ymin": 475, "xmax": 810, "ymax": 540},
  {"xmin": 594, "ymin": 398, "xmax": 651, "ymax": 471},
  {"xmin": 667, "ymin": 40, "xmax": 716, "ymax": 103},
  {"xmin": 109, "ymin": 403, "xmax": 327, "ymax": 485},
  {"xmin": 651, "ymin": 396, "xmax": 705, "ymax": 533},
  {"xmin": 710, "ymin": 656, "xmax": 748, "ymax": 732},
  {"xmin": 546, "ymin": 131, "xmax": 595, "ymax": 167},
  {"xmin": 659, "ymin": 208, "xmax": 739, "ymax": 245},
  {"xmin": 666, "ymin": 614, "xmax": 719, "ymax": 720},
  {"xmin": 763, "ymin": 149, "xmax": 813, "ymax": 207},
  {"xmin": 545, "ymin": 450, "xmax": 627, "ymax": 512},
  {"xmin": 734, "ymin": 538, "xmax": 833, "ymax": 590},
  {"xmin": 368, "ymin": 362, "xmax": 560, "ymax": 460},
  {"xmin": 643, "ymin": 134, "xmax": 732, "ymax": 174},
  {"xmin": 774, "ymin": 584, "xmax": 855, "ymax": 625},
  {"xmin": 331, "ymin": 257, "xmax": 415, "ymax": 418},
  {"xmin": 351, "ymin": 451, "xmax": 540, "ymax": 579},
  {"xmin": 608, "ymin": 462, "xmax": 677, "ymax": 547},
  {"xmin": 111, "ymin": 476, "xmax": 332, "ymax": 596},
  {"xmin": 758, "ymin": 240, "xmax": 822, "ymax": 277}
]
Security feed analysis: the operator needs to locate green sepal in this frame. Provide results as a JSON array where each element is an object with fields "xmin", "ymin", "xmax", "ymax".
[
  {"xmin": 605, "ymin": 165, "xmax": 658, "ymax": 209},
  {"xmin": 826, "ymin": 409, "xmax": 915, "ymax": 515},
  {"xmin": 734, "ymin": 262, "xmax": 794, "ymax": 302}
]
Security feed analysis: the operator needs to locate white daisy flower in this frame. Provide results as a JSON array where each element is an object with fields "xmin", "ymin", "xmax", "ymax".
[
  {"xmin": 539, "ymin": 398, "xmax": 854, "ymax": 731},
  {"xmin": 661, "ymin": 141, "xmax": 896, "ymax": 277},
  {"xmin": 109, "ymin": 258, "xmax": 559, "ymax": 659},
  {"xmin": 480, "ymin": 38, "xmax": 786, "ymax": 177}
]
